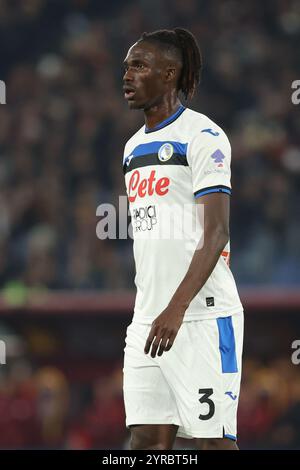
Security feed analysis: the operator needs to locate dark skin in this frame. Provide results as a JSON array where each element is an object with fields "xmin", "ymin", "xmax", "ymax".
[
  {"xmin": 123, "ymin": 41, "xmax": 238, "ymax": 450},
  {"xmin": 123, "ymin": 41, "xmax": 182, "ymax": 128}
]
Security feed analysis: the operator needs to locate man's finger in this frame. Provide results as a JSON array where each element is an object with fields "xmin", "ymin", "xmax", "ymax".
[
  {"xmin": 164, "ymin": 332, "xmax": 176, "ymax": 351},
  {"xmin": 157, "ymin": 335, "xmax": 170, "ymax": 357},
  {"xmin": 144, "ymin": 327, "xmax": 157, "ymax": 354},
  {"xmin": 150, "ymin": 337, "xmax": 162, "ymax": 358}
]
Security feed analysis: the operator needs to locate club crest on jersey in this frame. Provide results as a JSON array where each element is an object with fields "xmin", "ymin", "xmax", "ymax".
[{"xmin": 158, "ymin": 143, "xmax": 174, "ymax": 162}]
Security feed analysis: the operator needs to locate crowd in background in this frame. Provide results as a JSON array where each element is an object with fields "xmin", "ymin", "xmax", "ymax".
[
  {"xmin": 0, "ymin": 309, "xmax": 299, "ymax": 450},
  {"xmin": 1, "ymin": 353, "xmax": 300, "ymax": 450},
  {"xmin": 0, "ymin": 0, "xmax": 299, "ymax": 291}
]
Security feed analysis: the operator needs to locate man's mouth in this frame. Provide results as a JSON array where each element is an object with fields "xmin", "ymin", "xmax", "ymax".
[{"xmin": 123, "ymin": 86, "xmax": 136, "ymax": 100}]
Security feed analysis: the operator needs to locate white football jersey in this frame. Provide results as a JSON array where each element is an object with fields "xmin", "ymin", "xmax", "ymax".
[{"xmin": 123, "ymin": 106, "xmax": 243, "ymax": 324}]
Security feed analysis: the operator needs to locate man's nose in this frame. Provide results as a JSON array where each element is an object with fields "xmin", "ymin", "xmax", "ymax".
[{"xmin": 123, "ymin": 67, "xmax": 134, "ymax": 81}]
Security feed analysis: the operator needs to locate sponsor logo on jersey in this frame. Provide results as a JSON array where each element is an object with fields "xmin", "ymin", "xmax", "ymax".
[
  {"xmin": 158, "ymin": 143, "xmax": 174, "ymax": 162},
  {"xmin": 210, "ymin": 149, "xmax": 225, "ymax": 167},
  {"xmin": 132, "ymin": 205, "xmax": 157, "ymax": 231},
  {"xmin": 128, "ymin": 170, "xmax": 170, "ymax": 203}
]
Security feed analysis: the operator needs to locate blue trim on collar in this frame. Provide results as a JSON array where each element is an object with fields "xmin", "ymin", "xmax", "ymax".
[{"xmin": 145, "ymin": 105, "xmax": 186, "ymax": 133}]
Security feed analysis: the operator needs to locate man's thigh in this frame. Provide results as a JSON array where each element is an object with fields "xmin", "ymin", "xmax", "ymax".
[
  {"xmin": 129, "ymin": 424, "xmax": 179, "ymax": 450},
  {"xmin": 123, "ymin": 323, "xmax": 181, "ymax": 429}
]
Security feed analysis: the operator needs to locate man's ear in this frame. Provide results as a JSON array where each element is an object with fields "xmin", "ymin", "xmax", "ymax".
[{"xmin": 165, "ymin": 66, "xmax": 176, "ymax": 83}]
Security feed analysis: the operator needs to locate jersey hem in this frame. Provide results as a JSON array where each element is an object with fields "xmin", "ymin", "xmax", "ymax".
[{"xmin": 131, "ymin": 306, "xmax": 244, "ymax": 324}]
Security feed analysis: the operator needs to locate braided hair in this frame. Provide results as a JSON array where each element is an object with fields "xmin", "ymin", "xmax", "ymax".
[{"xmin": 138, "ymin": 28, "xmax": 202, "ymax": 100}]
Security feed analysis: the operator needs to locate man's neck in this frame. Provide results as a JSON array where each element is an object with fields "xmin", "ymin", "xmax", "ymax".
[{"xmin": 144, "ymin": 96, "xmax": 182, "ymax": 131}]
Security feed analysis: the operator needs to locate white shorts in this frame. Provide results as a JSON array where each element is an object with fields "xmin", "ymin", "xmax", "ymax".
[{"xmin": 123, "ymin": 312, "xmax": 243, "ymax": 440}]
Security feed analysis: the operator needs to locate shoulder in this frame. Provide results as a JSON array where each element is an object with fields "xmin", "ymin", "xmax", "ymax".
[
  {"xmin": 183, "ymin": 108, "xmax": 230, "ymax": 148},
  {"xmin": 183, "ymin": 109, "xmax": 231, "ymax": 167}
]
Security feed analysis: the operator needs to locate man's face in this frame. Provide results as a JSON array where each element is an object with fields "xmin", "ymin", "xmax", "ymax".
[{"xmin": 123, "ymin": 42, "xmax": 167, "ymax": 110}]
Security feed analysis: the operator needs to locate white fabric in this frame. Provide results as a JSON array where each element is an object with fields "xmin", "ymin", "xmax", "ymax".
[
  {"xmin": 123, "ymin": 107, "xmax": 243, "ymax": 324},
  {"xmin": 123, "ymin": 312, "xmax": 244, "ymax": 439}
]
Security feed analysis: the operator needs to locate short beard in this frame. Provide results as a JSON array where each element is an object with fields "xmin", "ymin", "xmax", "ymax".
[{"xmin": 128, "ymin": 101, "xmax": 145, "ymax": 110}]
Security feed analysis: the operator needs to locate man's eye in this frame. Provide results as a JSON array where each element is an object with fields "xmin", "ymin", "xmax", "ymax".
[{"xmin": 136, "ymin": 64, "xmax": 144, "ymax": 70}]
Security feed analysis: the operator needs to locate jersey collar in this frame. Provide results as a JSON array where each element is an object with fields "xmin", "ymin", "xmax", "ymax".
[{"xmin": 144, "ymin": 105, "xmax": 186, "ymax": 134}]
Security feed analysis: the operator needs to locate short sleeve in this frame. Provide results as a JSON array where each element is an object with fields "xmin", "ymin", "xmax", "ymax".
[{"xmin": 187, "ymin": 129, "xmax": 232, "ymax": 199}]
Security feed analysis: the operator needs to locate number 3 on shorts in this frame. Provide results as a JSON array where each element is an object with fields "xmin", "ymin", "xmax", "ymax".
[{"xmin": 198, "ymin": 388, "xmax": 215, "ymax": 420}]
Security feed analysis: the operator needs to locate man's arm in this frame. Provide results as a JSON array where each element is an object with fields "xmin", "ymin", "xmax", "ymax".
[{"xmin": 144, "ymin": 192, "xmax": 230, "ymax": 358}]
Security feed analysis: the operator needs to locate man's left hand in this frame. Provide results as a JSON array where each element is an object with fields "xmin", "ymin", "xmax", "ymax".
[{"xmin": 144, "ymin": 306, "xmax": 185, "ymax": 358}]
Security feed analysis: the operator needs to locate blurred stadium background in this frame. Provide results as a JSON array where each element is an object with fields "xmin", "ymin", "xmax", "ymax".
[{"xmin": 0, "ymin": 0, "xmax": 299, "ymax": 450}]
